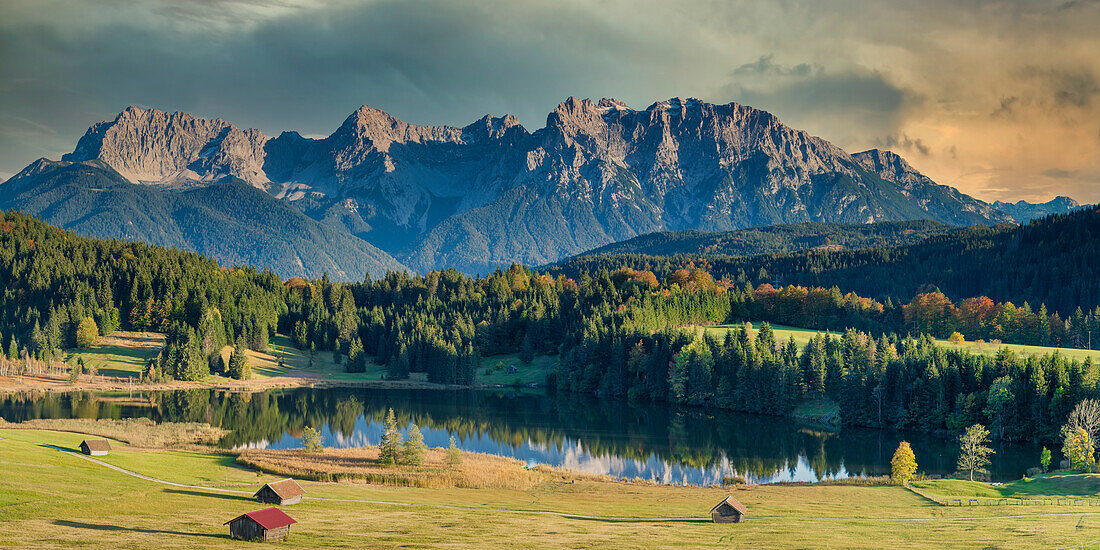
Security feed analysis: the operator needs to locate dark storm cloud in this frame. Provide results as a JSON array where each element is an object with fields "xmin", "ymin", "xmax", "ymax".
[
  {"xmin": 1, "ymin": 0, "xmax": 1099, "ymax": 202},
  {"xmin": 732, "ymin": 55, "xmax": 817, "ymax": 77},
  {"xmin": 0, "ymin": 0, "xmax": 700, "ymax": 173},
  {"xmin": 721, "ymin": 62, "xmax": 921, "ymax": 147},
  {"xmin": 876, "ymin": 134, "xmax": 932, "ymax": 157}
]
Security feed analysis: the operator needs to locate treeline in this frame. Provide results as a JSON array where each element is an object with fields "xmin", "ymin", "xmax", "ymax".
[{"xmin": 552, "ymin": 206, "xmax": 1100, "ymax": 319}]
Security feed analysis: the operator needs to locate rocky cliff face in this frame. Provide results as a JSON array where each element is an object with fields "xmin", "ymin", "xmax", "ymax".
[
  {"xmin": 63, "ymin": 106, "xmax": 270, "ymax": 188},
  {"xmin": 24, "ymin": 97, "xmax": 1015, "ymax": 273}
]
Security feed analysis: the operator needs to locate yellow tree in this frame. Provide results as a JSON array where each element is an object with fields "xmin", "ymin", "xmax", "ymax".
[
  {"xmin": 75, "ymin": 317, "xmax": 99, "ymax": 349},
  {"xmin": 891, "ymin": 441, "xmax": 918, "ymax": 485},
  {"xmin": 1063, "ymin": 427, "xmax": 1096, "ymax": 471}
]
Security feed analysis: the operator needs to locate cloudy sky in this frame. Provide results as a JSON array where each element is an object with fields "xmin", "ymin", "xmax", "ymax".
[{"xmin": 2, "ymin": 0, "xmax": 1098, "ymax": 202}]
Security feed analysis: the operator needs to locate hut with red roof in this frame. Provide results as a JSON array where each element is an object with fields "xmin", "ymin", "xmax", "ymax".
[{"xmin": 224, "ymin": 507, "xmax": 298, "ymax": 542}]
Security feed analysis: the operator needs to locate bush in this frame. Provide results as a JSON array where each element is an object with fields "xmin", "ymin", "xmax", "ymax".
[
  {"xmin": 1026, "ymin": 467, "xmax": 1042, "ymax": 477},
  {"xmin": 302, "ymin": 426, "xmax": 323, "ymax": 453},
  {"xmin": 722, "ymin": 474, "xmax": 749, "ymax": 485}
]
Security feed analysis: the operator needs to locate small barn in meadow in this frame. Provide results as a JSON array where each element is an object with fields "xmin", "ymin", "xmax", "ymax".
[
  {"xmin": 79, "ymin": 439, "xmax": 111, "ymax": 456},
  {"xmin": 710, "ymin": 495, "xmax": 747, "ymax": 523},
  {"xmin": 224, "ymin": 507, "xmax": 297, "ymax": 542},
  {"xmin": 254, "ymin": 478, "xmax": 305, "ymax": 505}
]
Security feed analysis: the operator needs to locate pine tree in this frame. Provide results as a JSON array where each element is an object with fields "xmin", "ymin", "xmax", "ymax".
[
  {"xmin": 346, "ymin": 337, "xmax": 366, "ymax": 373},
  {"xmin": 402, "ymin": 424, "xmax": 426, "ymax": 466},
  {"xmin": 519, "ymin": 333, "xmax": 535, "ymax": 364},
  {"xmin": 445, "ymin": 435, "xmax": 462, "ymax": 468},
  {"xmin": 378, "ymin": 408, "xmax": 403, "ymax": 465},
  {"xmin": 228, "ymin": 337, "xmax": 251, "ymax": 380}
]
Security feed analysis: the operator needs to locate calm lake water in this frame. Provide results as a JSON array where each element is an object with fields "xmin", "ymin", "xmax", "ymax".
[{"xmin": 0, "ymin": 387, "xmax": 1044, "ymax": 485}]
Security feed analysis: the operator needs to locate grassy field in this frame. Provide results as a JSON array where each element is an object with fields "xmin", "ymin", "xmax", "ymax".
[
  {"xmin": 478, "ymin": 353, "xmax": 556, "ymax": 386},
  {"xmin": 2, "ymin": 428, "xmax": 1100, "ymax": 548},
  {"xmin": 57, "ymin": 333, "xmax": 555, "ymax": 388},
  {"xmin": 703, "ymin": 323, "xmax": 1100, "ymax": 362},
  {"xmin": 64, "ymin": 332, "xmax": 164, "ymax": 378},
  {"xmin": 913, "ymin": 472, "xmax": 1100, "ymax": 501}
]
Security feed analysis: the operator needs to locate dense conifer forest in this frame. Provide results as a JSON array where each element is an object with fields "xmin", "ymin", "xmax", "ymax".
[{"xmin": 1, "ymin": 208, "xmax": 1098, "ymax": 445}]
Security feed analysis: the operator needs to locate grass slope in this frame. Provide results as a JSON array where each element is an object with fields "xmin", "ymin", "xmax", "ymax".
[
  {"xmin": 702, "ymin": 323, "xmax": 1100, "ymax": 362},
  {"xmin": 57, "ymin": 333, "xmax": 556, "ymax": 388}
]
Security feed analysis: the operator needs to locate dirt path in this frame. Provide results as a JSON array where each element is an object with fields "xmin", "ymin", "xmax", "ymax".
[{"xmin": 40, "ymin": 444, "xmax": 1100, "ymax": 524}]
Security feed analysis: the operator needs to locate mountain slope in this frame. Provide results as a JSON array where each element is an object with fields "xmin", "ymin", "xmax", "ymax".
[
  {"xmin": 567, "ymin": 220, "xmax": 954, "ymax": 259},
  {"xmin": 12, "ymin": 98, "xmax": 1015, "ymax": 274},
  {"xmin": 0, "ymin": 159, "xmax": 406, "ymax": 279}
]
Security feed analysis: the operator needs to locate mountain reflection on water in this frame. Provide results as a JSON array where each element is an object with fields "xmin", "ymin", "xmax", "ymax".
[{"xmin": 0, "ymin": 387, "xmax": 1040, "ymax": 485}]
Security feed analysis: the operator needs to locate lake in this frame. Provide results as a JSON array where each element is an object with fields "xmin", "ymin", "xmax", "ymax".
[{"xmin": 0, "ymin": 387, "xmax": 1044, "ymax": 485}]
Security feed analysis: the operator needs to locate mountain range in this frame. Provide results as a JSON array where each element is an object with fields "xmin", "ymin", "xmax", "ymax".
[
  {"xmin": 0, "ymin": 98, "xmax": 1077, "ymax": 277},
  {"xmin": 992, "ymin": 196, "xmax": 1083, "ymax": 224}
]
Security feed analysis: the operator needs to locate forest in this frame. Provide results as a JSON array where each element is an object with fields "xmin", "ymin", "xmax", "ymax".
[
  {"xmin": 1, "ymin": 208, "xmax": 1098, "ymax": 445},
  {"xmin": 553, "ymin": 205, "xmax": 1100, "ymax": 317}
]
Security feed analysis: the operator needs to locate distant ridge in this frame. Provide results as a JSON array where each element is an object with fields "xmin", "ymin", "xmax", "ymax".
[
  {"xmin": 564, "ymin": 220, "xmax": 954, "ymax": 260},
  {"xmin": 993, "ymin": 196, "xmax": 1084, "ymax": 223}
]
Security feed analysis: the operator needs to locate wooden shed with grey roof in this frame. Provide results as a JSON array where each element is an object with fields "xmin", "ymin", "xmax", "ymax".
[
  {"xmin": 225, "ymin": 507, "xmax": 297, "ymax": 542},
  {"xmin": 254, "ymin": 479, "xmax": 305, "ymax": 505},
  {"xmin": 711, "ymin": 495, "xmax": 747, "ymax": 523},
  {"xmin": 79, "ymin": 439, "xmax": 111, "ymax": 456}
]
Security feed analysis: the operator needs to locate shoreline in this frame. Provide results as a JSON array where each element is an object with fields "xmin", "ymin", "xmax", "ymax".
[{"xmin": 0, "ymin": 371, "xmax": 538, "ymax": 394}]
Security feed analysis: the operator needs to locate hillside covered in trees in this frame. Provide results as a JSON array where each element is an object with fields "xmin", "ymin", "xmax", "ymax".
[
  {"xmin": 572, "ymin": 220, "xmax": 954, "ymax": 258},
  {"xmin": 554, "ymin": 206, "xmax": 1100, "ymax": 318},
  {"xmin": 1, "ymin": 209, "xmax": 1098, "ymax": 447}
]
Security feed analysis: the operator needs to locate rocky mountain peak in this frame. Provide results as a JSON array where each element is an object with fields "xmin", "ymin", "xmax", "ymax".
[
  {"xmin": 335, "ymin": 105, "xmax": 464, "ymax": 152},
  {"xmin": 462, "ymin": 114, "xmax": 526, "ymax": 142},
  {"xmin": 62, "ymin": 106, "xmax": 268, "ymax": 187},
  {"xmin": 852, "ymin": 148, "xmax": 914, "ymax": 174}
]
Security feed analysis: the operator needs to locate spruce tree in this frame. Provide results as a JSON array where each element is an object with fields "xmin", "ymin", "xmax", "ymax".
[
  {"xmin": 402, "ymin": 424, "xmax": 426, "ymax": 466},
  {"xmin": 228, "ymin": 337, "xmax": 251, "ymax": 380},
  {"xmin": 445, "ymin": 435, "xmax": 462, "ymax": 468},
  {"xmin": 378, "ymin": 408, "xmax": 403, "ymax": 465}
]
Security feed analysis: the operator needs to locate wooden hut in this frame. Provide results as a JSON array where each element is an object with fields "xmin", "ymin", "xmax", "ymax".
[
  {"xmin": 254, "ymin": 479, "xmax": 305, "ymax": 505},
  {"xmin": 710, "ymin": 495, "xmax": 747, "ymax": 523},
  {"xmin": 224, "ymin": 507, "xmax": 297, "ymax": 542},
  {"xmin": 79, "ymin": 439, "xmax": 111, "ymax": 456}
]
